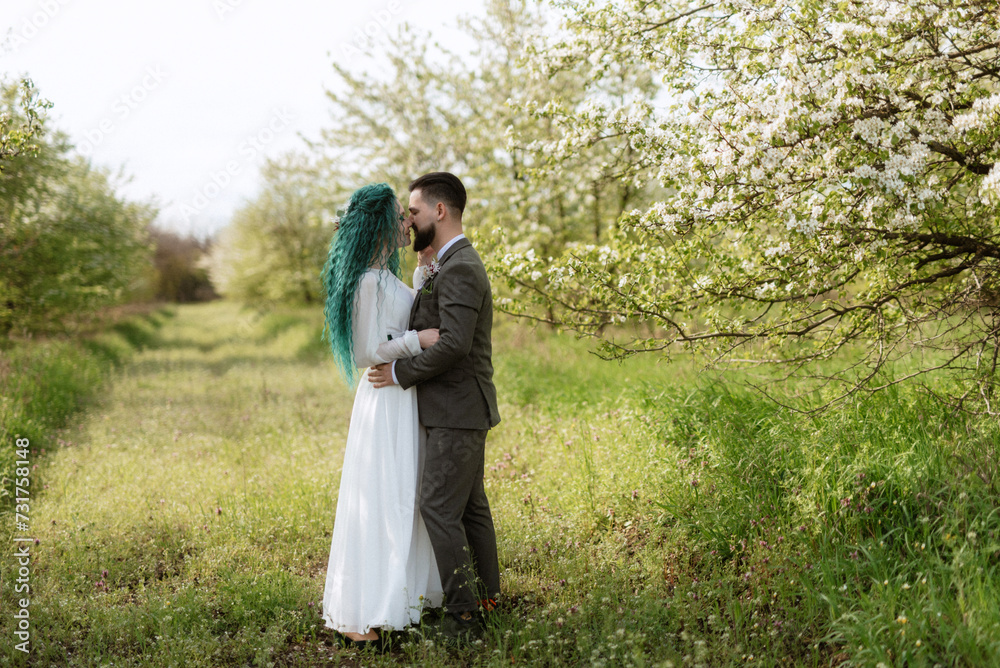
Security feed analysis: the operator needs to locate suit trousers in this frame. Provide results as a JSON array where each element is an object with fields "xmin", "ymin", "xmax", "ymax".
[{"xmin": 418, "ymin": 425, "xmax": 500, "ymax": 613}]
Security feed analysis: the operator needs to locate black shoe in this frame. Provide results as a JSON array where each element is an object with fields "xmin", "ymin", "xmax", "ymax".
[{"xmin": 430, "ymin": 611, "xmax": 483, "ymax": 645}]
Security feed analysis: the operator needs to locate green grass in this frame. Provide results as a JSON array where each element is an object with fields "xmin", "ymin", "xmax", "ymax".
[
  {"xmin": 0, "ymin": 306, "xmax": 171, "ymax": 512},
  {"xmin": 2, "ymin": 300, "xmax": 999, "ymax": 666}
]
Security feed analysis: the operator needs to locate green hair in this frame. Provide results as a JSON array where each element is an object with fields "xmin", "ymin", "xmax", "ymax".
[{"xmin": 320, "ymin": 183, "xmax": 403, "ymax": 384}]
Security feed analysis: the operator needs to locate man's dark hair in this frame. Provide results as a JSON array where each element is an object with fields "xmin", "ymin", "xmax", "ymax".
[{"xmin": 409, "ymin": 172, "xmax": 467, "ymax": 216}]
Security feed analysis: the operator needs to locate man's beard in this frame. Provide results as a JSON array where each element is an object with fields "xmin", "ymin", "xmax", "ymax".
[{"xmin": 412, "ymin": 221, "xmax": 436, "ymax": 252}]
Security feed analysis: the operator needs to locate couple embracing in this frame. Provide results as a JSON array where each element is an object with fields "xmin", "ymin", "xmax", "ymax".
[{"xmin": 318, "ymin": 172, "xmax": 501, "ymax": 647}]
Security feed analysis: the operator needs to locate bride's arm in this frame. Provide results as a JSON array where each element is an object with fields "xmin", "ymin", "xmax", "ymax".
[
  {"xmin": 411, "ymin": 247, "xmax": 436, "ymax": 291},
  {"xmin": 374, "ymin": 331, "xmax": 423, "ymax": 362},
  {"xmin": 412, "ymin": 265, "xmax": 430, "ymax": 291},
  {"xmin": 351, "ymin": 273, "xmax": 424, "ymax": 369}
]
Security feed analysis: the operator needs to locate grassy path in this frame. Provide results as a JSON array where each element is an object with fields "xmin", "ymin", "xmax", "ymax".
[
  {"xmin": 6, "ymin": 299, "xmax": 1000, "ymax": 667},
  {"xmin": 5, "ymin": 300, "xmax": 673, "ymax": 667},
  {"xmin": 4, "ymin": 302, "xmax": 366, "ymax": 665}
]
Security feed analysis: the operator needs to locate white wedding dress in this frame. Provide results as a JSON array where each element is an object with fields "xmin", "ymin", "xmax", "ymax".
[{"xmin": 322, "ymin": 267, "xmax": 443, "ymax": 634}]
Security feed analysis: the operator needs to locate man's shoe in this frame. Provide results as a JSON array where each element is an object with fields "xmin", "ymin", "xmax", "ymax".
[{"xmin": 430, "ymin": 611, "xmax": 482, "ymax": 644}]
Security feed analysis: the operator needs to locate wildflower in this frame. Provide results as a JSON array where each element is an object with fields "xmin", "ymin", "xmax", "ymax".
[
  {"xmin": 902, "ymin": 583, "xmax": 910, "ymax": 590},
  {"xmin": 896, "ymin": 615, "xmax": 908, "ymax": 624}
]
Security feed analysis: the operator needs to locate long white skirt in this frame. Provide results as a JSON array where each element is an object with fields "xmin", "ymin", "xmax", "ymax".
[{"xmin": 321, "ymin": 377, "xmax": 443, "ymax": 634}]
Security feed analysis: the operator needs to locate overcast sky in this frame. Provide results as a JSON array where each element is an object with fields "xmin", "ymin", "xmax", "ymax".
[{"xmin": 0, "ymin": 0, "xmax": 483, "ymax": 239}]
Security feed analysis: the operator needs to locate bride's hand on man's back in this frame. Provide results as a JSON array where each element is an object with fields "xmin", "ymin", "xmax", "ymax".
[{"xmin": 418, "ymin": 328, "xmax": 439, "ymax": 349}]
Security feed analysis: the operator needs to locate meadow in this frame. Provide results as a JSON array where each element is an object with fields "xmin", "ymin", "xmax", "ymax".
[{"xmin": 1, "ymin": 300, "xmax": 999, "ymax": 667}]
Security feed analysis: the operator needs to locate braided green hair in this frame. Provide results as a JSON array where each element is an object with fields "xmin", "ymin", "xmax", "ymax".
[{"xmin": 321, "ymin": 183, "xmax": 403, "ymax": 384}]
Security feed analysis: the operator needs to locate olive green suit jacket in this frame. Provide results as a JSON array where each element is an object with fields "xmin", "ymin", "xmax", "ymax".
[{"xmin": 394, "ymin": 237, "xmax": 501, "ymax": 430}]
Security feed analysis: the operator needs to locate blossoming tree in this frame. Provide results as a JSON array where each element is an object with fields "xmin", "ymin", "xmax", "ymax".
[
  {"xmin": 0, "ymin": 78, "xmax": 48, "ymax": 168},
  {"xmin": 315, "ymin": 0, "xmax": 660, "ymax": 258},
  {"xmin": 491, "ymin": 0, "xmax": 1000, "ymax": 410}
]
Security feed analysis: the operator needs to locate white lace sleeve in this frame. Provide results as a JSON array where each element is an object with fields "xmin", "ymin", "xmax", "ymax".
[{"xmin": 351, "ymin": 273, "xmax": 422, "ymax": 369}]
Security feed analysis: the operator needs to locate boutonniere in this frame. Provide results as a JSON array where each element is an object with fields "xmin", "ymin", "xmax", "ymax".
[{"xmin": 420, "ymin": 261, "xmax": 440, "ymax": 295}]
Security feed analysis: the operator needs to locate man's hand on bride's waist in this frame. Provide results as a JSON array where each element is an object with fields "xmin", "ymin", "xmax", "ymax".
[{"xmin": 368, "ymin": 363, "xmax": 396, "ymax": 388}]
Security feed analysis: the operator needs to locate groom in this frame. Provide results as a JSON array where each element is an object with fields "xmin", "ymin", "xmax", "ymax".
[{"xmin": 368, "ymin": 171, "xmax": 501, "ymax": 636}]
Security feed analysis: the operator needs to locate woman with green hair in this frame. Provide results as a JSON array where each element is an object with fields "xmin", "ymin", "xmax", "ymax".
[{"xmin": 319, "ymin": 183, "xmax": 443, "ymax": 647}]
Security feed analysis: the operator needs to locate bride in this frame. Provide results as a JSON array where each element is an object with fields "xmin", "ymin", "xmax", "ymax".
[{"xmin": 319, "ymin": 182, "xmax": 443, "ymax": 646}]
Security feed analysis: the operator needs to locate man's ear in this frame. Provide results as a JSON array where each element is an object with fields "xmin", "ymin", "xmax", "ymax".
[{"xmin": 436, "ymin": 201, "xmax": 446, "ymax": 221}]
